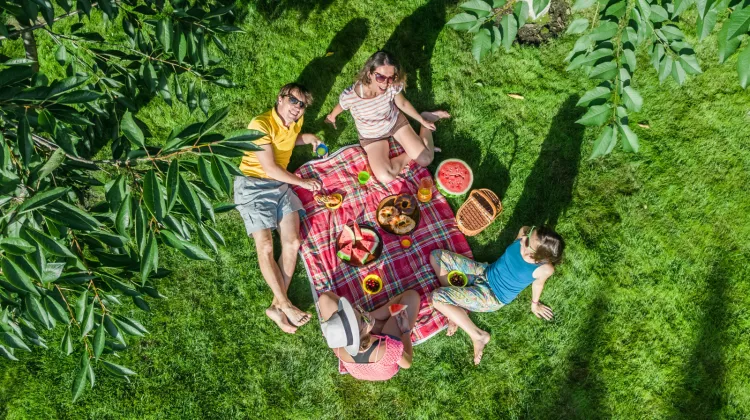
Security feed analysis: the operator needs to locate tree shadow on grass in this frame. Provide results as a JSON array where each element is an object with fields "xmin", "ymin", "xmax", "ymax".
[
  {"xmin": 495, "ymin": 95, "xmax": 585, "ymax": 248},
  {"xmin": 672, "ymin": 256, "xmax": 731, "ymax": 418},
  {"xmin": 236, "ymin": 0, "xmax": 336, "ymax": 22},
  {"xmin": 287, "ymin": 17, "xmax": 369, "ymax": 172}
]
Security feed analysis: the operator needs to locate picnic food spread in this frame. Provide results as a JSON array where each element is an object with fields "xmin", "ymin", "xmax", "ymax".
[{"xmin": 376, "ymin": 194, "xmax": 420, "ymax": 236}]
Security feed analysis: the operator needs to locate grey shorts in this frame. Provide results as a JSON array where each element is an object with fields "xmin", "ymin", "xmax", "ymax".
[{"xmin": 233, "ymin": 176, "xmax": 304, "ymax": 235}]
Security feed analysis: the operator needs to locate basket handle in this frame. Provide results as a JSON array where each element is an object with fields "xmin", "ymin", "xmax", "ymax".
[{"xmin": 472, "ymin": 190, "xmax": 497, "ymax": 218}]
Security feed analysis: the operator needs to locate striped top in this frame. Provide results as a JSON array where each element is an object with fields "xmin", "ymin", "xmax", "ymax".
[{"xmin": 339, "ymin": 83, "xmax": 403, "ymax": 139}]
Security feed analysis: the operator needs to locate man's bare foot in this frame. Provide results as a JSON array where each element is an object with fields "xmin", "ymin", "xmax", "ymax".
[
  {"xmin": 420, "ymin": 110, "xmax": 451, "ymax": 123},
  {"xmin": 266, "ymin": 306, "xmax": 297, "ymax": 334},
  {"xmin": 446, "ymin": 321, "xmax": 458, "ymax": 336},
  {"xmin": 472, "ymin": 331, "xmax": 491, "ymax": 365},
  {"xmin": 280, "ymin": 303, "xmax": 311, "ymax": 327}
]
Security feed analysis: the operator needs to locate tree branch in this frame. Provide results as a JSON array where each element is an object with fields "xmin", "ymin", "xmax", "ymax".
[{"xmin": 0, "ymin": 4, "xmax": 98, "ymax": 42}]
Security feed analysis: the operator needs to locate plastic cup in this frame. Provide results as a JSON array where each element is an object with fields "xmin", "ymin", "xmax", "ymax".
[
  {"xmin": 315, "ymin": 143, "xmax": 329, "ymax": 157},
  {"xmin": 417, "ymin": 177, "xmax": 433, "ymax": 203},
  {"xmin": 358, "ymin": 171, "xmax": 370, "ymax": 186}
]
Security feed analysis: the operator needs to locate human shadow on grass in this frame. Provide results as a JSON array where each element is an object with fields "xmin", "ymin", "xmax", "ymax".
[
  {"xmin": 672, "ymin": 256, "xmax": 731, "ymax": 418},
  {"xmin": 287, "ymin": 17, "xmax": 369, "ymax": 172},
  {"xmin": 494, "ymin": 95, "xmax": 585, "ymax": 249}
]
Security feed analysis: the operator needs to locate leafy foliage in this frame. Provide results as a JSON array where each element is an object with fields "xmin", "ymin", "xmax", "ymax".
[
  {"xmin": 0, "ymin": 0, "xmax": 259, "ymax": 401},
  {"xmin": 446, "ymin": 0, "xmax": 750, "ymax": 158}
]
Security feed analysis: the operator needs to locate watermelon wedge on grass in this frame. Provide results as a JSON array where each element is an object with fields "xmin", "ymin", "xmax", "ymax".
[
  {"xmin": 436, "ymin": 158, "xmax": 473, "ymax": 197},
  {"xmin": 388, "ymin": 304, "xmax": 407, "ymax": 316}
]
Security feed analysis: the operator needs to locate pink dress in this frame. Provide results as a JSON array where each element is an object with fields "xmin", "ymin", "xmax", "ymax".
[{"xmin": 337, "ymin": 335, "xmax": 404, "ymax": 381}]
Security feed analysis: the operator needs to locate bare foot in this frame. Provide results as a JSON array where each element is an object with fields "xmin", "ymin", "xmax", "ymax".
[
  {"xmin": 420, "ymin": 110, "xmax": 451, "ymax": 123},
  {"xmin": 472, "ymin": 331, "xmax": 491, "ymax": 365},
  {"xmin": 280, "ymin": 303, "xmax": 311, "ymax": 327},
  {"xmin": 446, "ymin": 321, "xmax": 458, "ymax": 336},
  {"xmin": 266, "ymin": 306, "xmax": 297, "ymax": 334}
]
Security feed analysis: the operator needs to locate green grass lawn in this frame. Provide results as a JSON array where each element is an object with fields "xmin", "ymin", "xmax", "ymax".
[{"xmin": 3, "ymin": 0, "xmax": 750, "ymax": 418}]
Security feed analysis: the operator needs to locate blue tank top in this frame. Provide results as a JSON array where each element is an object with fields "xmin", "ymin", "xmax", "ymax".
[{"xmin": 486, "ymin": 239, "xmax": 541, "ymax": 304}]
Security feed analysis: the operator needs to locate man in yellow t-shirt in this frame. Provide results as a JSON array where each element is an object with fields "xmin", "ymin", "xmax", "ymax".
[{"xmin": 234, "ymin": 83, "xmax": 323, "ymax": 334}]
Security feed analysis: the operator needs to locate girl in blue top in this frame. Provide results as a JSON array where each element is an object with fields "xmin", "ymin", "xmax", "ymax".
[{"xmin": 430, "ymin": 226, "xmax": 565, "ymax": 365}]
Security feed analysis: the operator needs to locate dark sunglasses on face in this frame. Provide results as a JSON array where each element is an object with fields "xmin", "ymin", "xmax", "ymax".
[
  {"xmin": 373, "ymin": 72, "xmax": 397, "ymax": 84},
  {"xmin": 285, "ymin": 95, "xmax": 307, "ymax": 109}
]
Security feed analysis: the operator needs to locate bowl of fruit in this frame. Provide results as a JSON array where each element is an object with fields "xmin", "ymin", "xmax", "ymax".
[
  {"xmin": 447, "ymin": 270, "xmax": 468, "ymax": 287},
  {"xmin": 362, "ymin": 274, "xmax": 383, "ymax": 295},
  {"xmin": 336, "ymin": 222, "xmax": 382, "ymax": 267}
]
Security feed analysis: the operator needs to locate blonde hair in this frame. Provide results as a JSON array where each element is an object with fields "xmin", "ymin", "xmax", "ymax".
[{"xmin": 356, "ymin": 51, "xmax": 406, "ymax": 88}]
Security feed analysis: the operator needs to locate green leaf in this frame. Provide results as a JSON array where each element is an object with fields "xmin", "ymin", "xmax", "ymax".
[
  {"xmin": 115, "ymin": 193, "xmax": 132, "ymax": 237},
  {"xmin": 576, "ymin": 104, "xmax": 612, "ymax": 126},
  {"xmin": 22, "ymin": 226, "xmax": 76, "ymax": 258},
  {"xmin": 34, "ymin": 148, "xmax": 66, "ymax": 182},
  {"xmin": 166, "ymin": 160, "xmax": 180, "ymax": 212},
  {"xmin": 104, "ymin": 314, "xmax": 124, "ymax": 344},
  {"xmin": 738, "ymin": 45, "xmax": 750, "ymax": 88},
  {"xmin": 199, "ymin": 89, "xmax": 209, "ymax": 117},
  {"xmin": 143, "ymin": 170, "xmax": 165, "ymax": 222},
  {"xmin": 590, "ymin": 124, "xmax": 618, "ymax": 158},
  {"xmin": 211, "ymin": 155, "xmax": 232, "ymax": 196},
  {"xmin": 81, "ymin": 301, "xmax": 95, "ymax": 337},
  {"xmin": 697, "ymin": 8, "xmax": 718, "ymax": 40},
  {"xmin": 1, "ymin": 258, "xmax": 40, "ymax": 296},
  {"xmin": 472, "ymin": 27, "xmax": 492, "ymax": 62},
  {"xmin": 622, "ymin": 86, "xmax": 643, "ymax": 112},
  {"xmin": 446, "ymin": 12, "xmax": 480, "ymax": 31},
  {"xmin": 671, "ymin": 60, "xmax": 687, "ymax": 85},
  {"xmin": 658, "ymin": 25, "xmax": 684, "ymax": 41},
  {"xmin": 194, "ymin": 187, "xmax": 216, "ymax": 224},
  {"xmin": 0, "ymin": 237, "xmax": 36, "ymax": 255},
  {"xmin": 567, "ymin": 48, "xmax": 613, "ymax": 71},
  {"xmin": 45, "ymin": 295, "xmax": 69, "ymax": 324},
  {"xmin": 42, "ymin": 262, "xmax": 64, "ymax": 284},
  {"xmin": 71, "ymin": 350, "xmax": 89, "ymax": 402},
  {"xmin": 204, "ymin": 224, "xmax": 226, "ymax": 246},
  {"xmin": 156, "ymin": 17, "xmax": 172, "ymax": 53},
  {"xmin": 679, "ymin": 55, "xmax": 702, "ymax": 75},
  {"xmin": 174, "ymin": 74, "xmax": 184, "ymax": 102},
  {"xmin": 143, "ymin": 62, "xmax": 157, "ymax": 93},
  {"xmin": 572, "ymin": 0, "xmax": 596, "ymax": 11},
  {"xmin": 637, "ymin": 0, "xmax": 651, "ymax": 21},
  {"xmin": 15, "ymin": 187, "xmax": 68, "ymax": 215},
  {"xmin": 514, "ymin": 0, "xmax": 529, "ymax": 26},
  {"xmin": 200, "ymin": 106, "xmax": 230, "ymax": 136},
  {"xmin": 588, "ymin": 61, "xmax": 618, "ymax": 80},
  {"xmin": 134, "ymin": 205, "xmax": 147, "ymax": 254},
  {"xmin": 160, "ymin": 230, "xmax": 213, "ymax": 261},
  {"xmin": 114, "ymin": 314, "xmax": 148, "ymax": 336},
  {"xmin": 157, "ymin": 71, "xmax": 172, "ymax": 106},
  {"xmin": 197, "ymin": 224, "xmax": 218, "ymax": 253},
  {"xmin": 140, "ymin": 231, "xmax": 158, "ymax": 284},
  {"xmin": 121, "ymin": 111, "xmax": 145, "ymax": 148},
  {"xmin": 101, "ymin": 360, "xmax": 137, "ymax": 376},
  {"xmin": 577, "ymin": 86, "xmax": 612, "ymax": 107},
  {"xmin": 177, "ymin": 29, "xmax": 187, "ymax": 64},
  {"xmin": 93, "ymin": 323, "xmax": 105, "ymax": 359},
  {"xmin": 566, "ymin": 18, "xmax": 589, "ymax": 34},
  {"xmin": 47, "ymin": 200, "xmax": 101, "ymax": 231},
  {"xmin": 75, "ymin": 291, "xmax": 88, "ymax": 324},
  {"xmin": 178, "ymin": 175, "xmax": 202, "ymax": 222},
  {"xmin": 726, "ymin": 6, "xmax": 750, "ymax": 40},
  {"xmin": 533, "ymin": 0, "xmax": 551, "ymax": 18},
  {"xmin": 198, "ymin": 157, "xmax": 223, "ymax": 195},
  {"xmin": 649, "ymin": 5, "xmax": 668, "ymax": 22},
  {"xmin": 223, "ymin": 129, "xmax": 265, "ymax": 143},
  {"xmin": 86, "ymin": 230, "xmax": 129, "ymax": 247},
  {"xmin": 618, "ymin": 123, "xmax": 639, "ymax": 152},
  {"xmin": 57, "ymin": 90, "xmax": 102, "ymax": 104},
  {"xmin": 659, "ymin": 55, "xmax": 673, "ymax": 83},
  {"xmin": 500, "ymin": 14, "xmax": 518, "ymax": 52},
  {"xmin": 459, "ymin": 0, "xmax": 492, "ymax": 17},
  {"xmin": 17, "ymin": 116, "xmax": 34, "ymax": 167},
  {"xmin": 55, "ymin": 45, "xmax": 68, "ymax": 65},
  {"xmin": 2, "ymin": 331, "xmax": 31, "ymax": 352},
  {"xmin": 25, "ymin": 294, "xmax": 52, "ymax": 329},
  {"xmin": 590, "ymin": 21, "xmax": 619, "ymax": 41},
  {"xmin": 188, "ymin": 81, "xmax": 197, "ymax": 112},
  {"xmin": 718, "ymin": 20, "xmax": 741, "ymax": 63},
  {"xmin": 695, "ymin": 0, "xmax": 715, "ymax": 19},
  {"xmin": 61, "ymin": 326, "xmax": 74, "ymax": 355}
]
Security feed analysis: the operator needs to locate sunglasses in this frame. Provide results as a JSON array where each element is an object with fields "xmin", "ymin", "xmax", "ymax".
[
  {"xmin": 525, "ymin": 226, "xmax": 537, "ymax": 253},
  {"xmin": 285, "ymin": 95, "xmax": 307, "ymax": 109},
  {"xmin": 373, "ymin": 72, "xmax": 397, "ymax": 84}
]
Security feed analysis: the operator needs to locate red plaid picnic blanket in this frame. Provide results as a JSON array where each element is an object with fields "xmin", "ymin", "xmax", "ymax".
[{"xmin": 292, "ymin": 141, "xmax": 472, "ymax": 344}]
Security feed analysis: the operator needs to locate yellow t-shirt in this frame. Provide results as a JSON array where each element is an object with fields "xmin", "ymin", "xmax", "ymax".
[{"xmin": 239, "ymin": 108, "xmax": 303, "ymax": 178}]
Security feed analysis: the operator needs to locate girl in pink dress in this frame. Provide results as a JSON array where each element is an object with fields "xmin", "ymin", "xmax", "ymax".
[
  {"xmin": 325, "ymin": 51, "xmax": 450, "ymax": 184},
  {"xmin": 318, "ymin": 290, "xmax": 419, "ymax": 381}
]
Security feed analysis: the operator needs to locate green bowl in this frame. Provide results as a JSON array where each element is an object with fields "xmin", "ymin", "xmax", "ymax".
[{"xmin": 447, "ymin": 270, "xmax": 468, "ymax": 287}]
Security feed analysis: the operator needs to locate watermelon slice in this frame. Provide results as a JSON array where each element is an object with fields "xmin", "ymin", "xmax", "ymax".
[
  {"xmin": 388, "ymin": 304, "xmax": 407, "ymax": 316},
  {"xmin": 352, "ymin": 222, "xmax": 364, "ymax": 242},
  {"xmin": 338, "ymin": 225, "xmax": 355, "ymax": 247},
  {"xmin": 359, "ymin": 228, "xmax": 380, "ymax": 254},
  {"xmin": 351, "ymin": 246, "xmax": 370, "ymax": 265},
  {"xmin": 337, "ymin": 243, "xmax": 352, "ymax": 261},
  {"xmin": 436, "ymin": 159, "xmax": 473, "ymax": 197}
]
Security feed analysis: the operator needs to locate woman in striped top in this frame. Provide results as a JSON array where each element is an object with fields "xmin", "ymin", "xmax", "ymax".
[{"xmin": 325, "ymin": 51, "xmax": 450, "ymax": 184}]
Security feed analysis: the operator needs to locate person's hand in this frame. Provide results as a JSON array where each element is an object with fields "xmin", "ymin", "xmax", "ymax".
[
  {"xmin": 531, "ymin": 302, "xmax": 554, "ymax": 321},
  {"xmin": 310, "ymin": 136, "xmax": 327, "ymax": 157},
  {"xmin": 324, "ymin": 114, "xmax": 337, "ymax": 129},
  {"xmin": 299, "ymin": 178, "xmax": 323, "ymax": 192},
  {"xmin": 419, "ymin": 117, "xmax": 436, "ymax": 131},
  {"xmin": 396, "ymin": 311, "xmax": 411, "ymax": 334}
]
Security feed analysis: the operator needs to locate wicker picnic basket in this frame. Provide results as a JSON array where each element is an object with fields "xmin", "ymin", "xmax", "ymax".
[{"xmin": 455, "ymin": 189, "xmax": 502, "ymax": 236}]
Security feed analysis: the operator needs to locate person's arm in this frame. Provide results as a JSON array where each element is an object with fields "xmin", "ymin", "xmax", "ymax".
[
  {"xmin": 395, "ymin": 311, "xmax": 413, "ymax": 369},
  {"xmin": 256, "ymin": 145, "xmax": 322, "ymax": 191},
  {"xmin": 394, "ymin": 92, "xmax": 435, "ymax": 131},
  {"xmin": 325, "ymin": 104, "xmax": 344, "ymax": 129},
  {"xmin": 530, "ymin": 265, "xmax": 555, "ymax": 321},
  {"xmin": 295, "ymin": 133, "xmax": 325, "ymax": 156}
]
